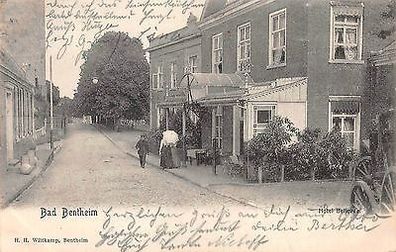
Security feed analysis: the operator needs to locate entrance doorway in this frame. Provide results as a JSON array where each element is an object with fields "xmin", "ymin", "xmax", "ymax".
[{"xmin": 5, "ymin": 90, "xmax": 14, "ymax": 161}]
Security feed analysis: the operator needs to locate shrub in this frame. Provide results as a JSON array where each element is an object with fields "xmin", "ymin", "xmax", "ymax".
[
  {"xmin": 286, "ymin": 128, "xmax": 356, "ymax": 181},
  {"xmin": 246, "ymin": 118, "xmax": 357, "ymax": 182},
  {"xmin": 246, "ymin": 116, "xmax": 299, "ymax": 182}
]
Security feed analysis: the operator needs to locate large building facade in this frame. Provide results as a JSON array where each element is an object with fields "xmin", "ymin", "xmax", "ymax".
[
  {"xmin": 147, "ymin": 14, "xmax": 202, "ymax": 130},
  {"xmin": 148, "ymin": 0, "xmax": 392, "ymax": 157}
]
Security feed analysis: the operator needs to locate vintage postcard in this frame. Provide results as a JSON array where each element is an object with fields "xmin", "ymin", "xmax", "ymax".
[{"xmin": 0, "ymin": 0, "xmax": 395, "ymax": 251}]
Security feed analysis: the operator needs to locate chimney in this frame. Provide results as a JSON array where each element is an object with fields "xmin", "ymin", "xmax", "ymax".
[{"xmin": 187, "ymin": 13, "xmax": 197, "ymax": 27}]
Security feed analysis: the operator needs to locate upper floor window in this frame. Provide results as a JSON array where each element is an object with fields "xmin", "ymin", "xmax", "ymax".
[
  {"xmin": 212, "ymin": 33, "xmax": 223, "ymax": 74},
  {"xmin": 188, "ymin": 55, "xmax": 198, "ymax": 73},
  {"xmin": 269, "ymin": 9, "xmax": 286, "ymax": 67},
  {"xmin": 170, "ymin": 62, "xmax": 177, "ymax": 88},
  {"xmin": 152, "ymin": 65, "xmax": 163, "ymax": 89},
  {"xmin": 330, "ymin": 3, "xmax": 363, "ymax": 63},
  {"xmin": 237, "ymin": 22, "xmax": 251, "ymax": 72}
]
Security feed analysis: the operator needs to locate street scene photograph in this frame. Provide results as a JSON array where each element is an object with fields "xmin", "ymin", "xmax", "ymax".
[{"xmin": 0, "ymin": 0, "xmax": 395, "ymax": 251}]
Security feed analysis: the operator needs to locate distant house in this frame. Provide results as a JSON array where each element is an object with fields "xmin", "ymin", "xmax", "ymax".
[{"xmin": 148, "ymin": 0, "xmax": 392, "ymax": 158}]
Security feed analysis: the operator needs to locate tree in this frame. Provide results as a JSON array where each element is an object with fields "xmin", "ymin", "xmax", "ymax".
[
  {"xmin": 376, "ymin": 0, "xmax": 395, "ymax": 39},
  {"xmin": 54, "ymin": 96, "xmax": 73, "ymax": 117},
  {"xmin": 73, "ymin": 32, "xmax": 150, "ymax": 122}
]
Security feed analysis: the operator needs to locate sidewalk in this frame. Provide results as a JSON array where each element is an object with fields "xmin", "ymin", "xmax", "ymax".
[
  {"xmin": 0, "ymin": 141, "xmax": 62, "ymax": 208},
  {"xmin": 99, "ymin": 127, "xmax": 353, "ymax": 210},
  {"xmin": 98, "ymin": 127, "xmax": 246, "ymax": 187}
]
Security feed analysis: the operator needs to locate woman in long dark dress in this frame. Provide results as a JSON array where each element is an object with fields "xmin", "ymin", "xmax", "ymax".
[{"xmin": 159, "ymin": 130, "xmax": 180, "ymax": 169}]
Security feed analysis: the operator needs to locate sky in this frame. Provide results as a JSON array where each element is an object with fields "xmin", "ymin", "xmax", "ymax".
[{"xmin": 45, "ymin": 0, "xmax": 205, "ymax": 98}]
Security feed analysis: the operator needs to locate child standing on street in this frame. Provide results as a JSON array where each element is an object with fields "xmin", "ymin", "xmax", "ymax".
[{"xmin": 135, "ymin": 134, "xmax": 149, "ymax": 168}]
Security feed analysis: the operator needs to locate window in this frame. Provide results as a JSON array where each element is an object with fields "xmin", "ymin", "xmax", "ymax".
[
  {"xmin": 237, "ymin": 23, "xmax": 251, "ymax": 72},
  {"xmin": 269, "ymin": 9, "xmax": 286, "ymax": 66},
  {"xmin": 253, "ymin": 105, "xmax": 276, "ymax": 136},
  {"xmin": 257, "ymin": 110, "xmax": 271, "ymax": 124},
  {"xmin": 212, "ymin": 33, "xmax": 223, "ymax": 74},
  {"xmin": 330, "ymin": 3, "xmax": 363, "ymax": 62},
  {"xmin": 170, "ymin": 62, "xmax": 177, "ymax": 88},
  {"xmin": 329, "ymin": 99, "xmax": 360, "ymax": 150},
  {"xmin": 152, "ymin": 65, "xmax": 163, "ymax": 89},
  {"xmin": 332, "ymin": 115, "xmax": 357, "ymax": 148},
  {"xmin": 188, "ymin": 55, "xmax": 198, "ymax": 73}
]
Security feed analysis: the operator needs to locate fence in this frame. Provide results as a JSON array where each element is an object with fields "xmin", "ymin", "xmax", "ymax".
[{"xmin": 33, "ymin": 117, "xmax": 67, "ymax": 145}]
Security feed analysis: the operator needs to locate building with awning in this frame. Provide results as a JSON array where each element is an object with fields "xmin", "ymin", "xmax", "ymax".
[
  {"xmin": 148, "ymin": 0, "xmax": 392, "ymax": 164},
  {"xmin": 157, "ymin": 73, "xmax": 307, "ymax": 156}
]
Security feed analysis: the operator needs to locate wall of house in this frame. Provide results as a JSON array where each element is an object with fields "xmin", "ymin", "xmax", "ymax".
[
  {"xmin": 306, "ymin": 0, "xmax": 391, "ymax": 132},
  {"xmin": 361, "ymin": 63, "xmax": 395, "ymax": 140},
  {"xmin": 149, "ymin": 37, "xmax": 201, "ymax": 129},
  {"xmin": 200, "ymin": 0, "xmax": 308, "ymax": 82},
  {"xmin": 0, "ymin": 69, "xmax": 35, "ymax": 166},
  {"xmin": 0, "ymin": 0, "xmax": 46, "ymax": 90},
  {"xmin": 278, "ymin": 102, "xmax": 306, "ymax": 130}
]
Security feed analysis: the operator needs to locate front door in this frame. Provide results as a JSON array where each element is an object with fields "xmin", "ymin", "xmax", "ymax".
[{"xmin": 5, "ymin": 91, "xmax": 14, "ymax": 161}]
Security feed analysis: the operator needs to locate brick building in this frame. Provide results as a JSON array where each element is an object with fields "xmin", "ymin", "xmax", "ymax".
[
  {"xmin": 147, "ymin": 14, "xmax": 202, "ymax": 129},
  {"xmin": 148, "ymin": 0, "xmax": 392, "ymax": 158}
]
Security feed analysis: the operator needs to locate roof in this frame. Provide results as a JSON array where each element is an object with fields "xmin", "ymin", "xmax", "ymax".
[
  {"xmin": 147, "ymin": 15, "xmax": 201, "ymax": 52},
  {"xmin": 0, "ymin": 48, "xmax": 27, "ymax": 78},
  {"xmin": 185, "ymin": 72, "xmax": 253, "ymax": 88},
  {"xmin": 158, "ymin": 72, "xmax": 251, "ymax": 107},
  {"xmin": 198, "ymin": 77, "xmax": 307, "ymax": 104},
  {"xmin": 370, "ymin": 40, "xmax": 396, "ymax": 66},
  {"xmin": 200, "ymin": 0, "xmax": 269, "ymax": 24},
  {"xmin": 200, "ymin": 0, "xmax": 227, "ymax": 20},
  {"xmin": 0, "ymin": 48, "xmax": 31, "ymax": 86}
]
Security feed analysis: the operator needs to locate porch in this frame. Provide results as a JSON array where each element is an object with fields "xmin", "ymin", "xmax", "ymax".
[{"xmin": 156, "ymin": 74, "xmax": 308, "ymax": 164}]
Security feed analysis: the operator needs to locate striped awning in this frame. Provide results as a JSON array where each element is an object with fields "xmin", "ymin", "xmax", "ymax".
[{"xmin": 331, "ymin": 100, "xmax": 360, "ymax": 114}]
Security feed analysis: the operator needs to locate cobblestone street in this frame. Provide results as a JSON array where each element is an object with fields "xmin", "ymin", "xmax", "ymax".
[{"xmin": 10, "ymin": 122, "xmax": 237, "ymax": 208}]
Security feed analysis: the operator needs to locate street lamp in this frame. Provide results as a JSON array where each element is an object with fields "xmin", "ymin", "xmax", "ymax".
[{"xmin": 92, "ymin": 77, "xmax": 98, "ymax": 124}]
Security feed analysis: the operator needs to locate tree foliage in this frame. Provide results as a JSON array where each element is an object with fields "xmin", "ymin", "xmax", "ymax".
[
  {"xmin": 72, "ymin": 31, "xmax": 150, "ymax": 120},
  {"xmin": 376, "ymin": 0, "xmax": 396, "ymax": 39},
  {"xmin": 54, "ymin": 96, "xmax": 73, "ymax": 117}
]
